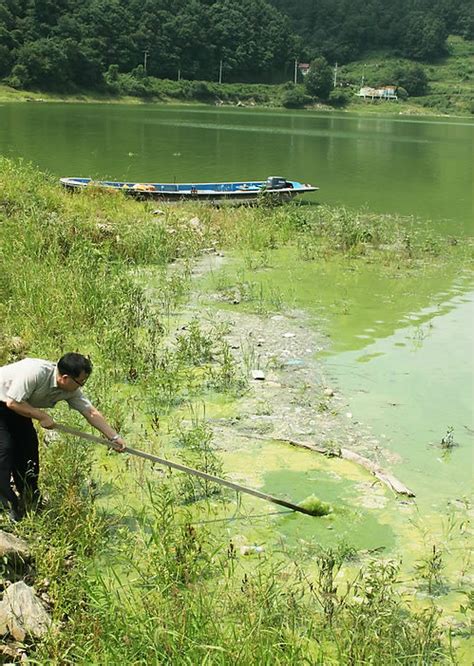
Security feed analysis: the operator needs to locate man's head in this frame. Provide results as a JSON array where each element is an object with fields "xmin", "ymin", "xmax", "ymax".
[{"xmin": 56, "ymin": 353, "xmax": 92, "ymax": 392}]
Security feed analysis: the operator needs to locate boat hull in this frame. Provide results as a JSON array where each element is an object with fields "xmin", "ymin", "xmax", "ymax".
[{"xmin": 59, "ymin": 177, "xmax": 318, "ymax": 204}]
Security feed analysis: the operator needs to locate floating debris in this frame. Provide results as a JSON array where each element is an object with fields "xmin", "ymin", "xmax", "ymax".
[{"xmin": 240, "ymin": 545, "xmax": 265, "ymax": 555}]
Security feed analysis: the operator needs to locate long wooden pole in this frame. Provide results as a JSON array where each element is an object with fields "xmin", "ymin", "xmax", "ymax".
[{"xmin": 53, "ymin": 423, "xmax": 315, "ymax": 516}]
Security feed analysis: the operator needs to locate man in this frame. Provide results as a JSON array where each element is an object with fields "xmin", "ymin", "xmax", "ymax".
[{"xmin": 0, "ymin": 352, "xmax": 126, "ymax": 520}]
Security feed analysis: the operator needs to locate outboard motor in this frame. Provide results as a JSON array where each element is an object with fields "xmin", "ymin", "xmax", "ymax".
[{"xmin": 266, "ymin": 176, "xmax": 291, "ymax": 190}]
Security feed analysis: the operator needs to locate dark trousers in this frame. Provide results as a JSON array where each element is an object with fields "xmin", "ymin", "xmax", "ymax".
[{"xmin": 0, "ymin": 401, "xmax": 40, "ymax": 512}]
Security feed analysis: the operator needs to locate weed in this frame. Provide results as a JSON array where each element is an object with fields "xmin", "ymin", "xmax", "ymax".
[
  {"xmin": 0, "ymin": 158, "xmax": 464, "ymax": 663},
  {"xmin": 175, "ymin": 318, "xmax": 214, "ymax": 366},
  {"xmin": 440, "ymin": 426, "xmax": 456, "ymax": 449},
  {"xmin": 255, "ymin": 400, "xmax": 273, "ymax": 416},
  {"xmin": 207, "ymin": 341, "xmax": 247, "ymax": 395},
  {"xmin": 415, "ymin": 545, "xmax": 446, "ymax": 595},
  {"xmin": 173, "ymin": 416, "xmax": 223, "ymax": 503}
]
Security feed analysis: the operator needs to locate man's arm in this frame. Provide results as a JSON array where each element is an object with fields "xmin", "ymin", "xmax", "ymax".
[
  {"xmin": 5, "ymin": 399, "xmax": 55, "ymax": 429},
  {"xmin": 81, "ymin": 406, "xmax": 126, "ymax": 451}
]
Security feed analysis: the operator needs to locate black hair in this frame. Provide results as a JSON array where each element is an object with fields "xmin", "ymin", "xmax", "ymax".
[{"xmin": 57, "ymin": 353, "xmax": 93, "ymax": 378}]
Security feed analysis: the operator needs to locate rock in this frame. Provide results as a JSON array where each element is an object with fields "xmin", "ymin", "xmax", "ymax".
[
  {"xmin": 282, "ymin": 332, "xmax": 295, "ymax": 338},
  {"xmin": 0, "ymin": 642, "xmax": 26, "ymax": 660},
  {"xmin": 324, "ymin": 388, "xmax": 335, "ymax": 397},
  {"xmin": 0, "ymin": 531, "xmax": 30, "ymax": 559},
  {"xmin": 152, "ymin": 209, "xmax": 165, "ymax": 215},
  {"xmin": 251, "ymin": 370, "xmax": 265, "ymax": 381},
  {"xmin": 0, "ymin": 582, "xmax": 52, "ymax": 641}
]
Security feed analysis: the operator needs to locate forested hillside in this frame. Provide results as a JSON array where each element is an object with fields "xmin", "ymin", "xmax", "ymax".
[
  {"xmin": 0, "ymin": 0, "xmax": 472, "ymax": 90},
  {"xmin": 270, "ymin": 0, "xmax": 473, "ymax": 62},
  {"xmin": 0, "ymin": 0, "xmax": 298, "ymax": 88}
]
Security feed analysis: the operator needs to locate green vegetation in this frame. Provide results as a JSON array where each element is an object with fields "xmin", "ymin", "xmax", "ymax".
[
  {"xmin": 304, "ymin": 57, "xmax": 334, "ymax": 100},
  {"xmin": 1, "ymin": 158, "xmax": 471, "ymax": 661},
  {"xmin": 0, "ymin": 0, "xmax": 297, "ymax": 89},
  {"xmin": 1, "ymin": 0, "xmax": 471, "ymax": 92}
]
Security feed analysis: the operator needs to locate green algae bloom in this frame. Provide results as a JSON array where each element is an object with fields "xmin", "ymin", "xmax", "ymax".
[{"xmin": 298, "ymin": 495, "xmax": 332, "ymax": 516}]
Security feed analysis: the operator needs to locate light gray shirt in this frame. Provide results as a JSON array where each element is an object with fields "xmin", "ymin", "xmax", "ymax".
[{"xmin": 0, "ymin": 358, "xmax": 92, "ymax": 414}]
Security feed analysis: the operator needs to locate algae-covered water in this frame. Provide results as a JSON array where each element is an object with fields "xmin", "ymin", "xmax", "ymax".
[
  {"xmin": 235, "ymin": 253, "xmax": 473, "ymax": 510},
  {"xmin": 207, "ymin": 251, "xmax": 473, "ymax": 544},
  {"xmin": 190, "ymin": 242, "xmax": 472, "ymax": 664}
]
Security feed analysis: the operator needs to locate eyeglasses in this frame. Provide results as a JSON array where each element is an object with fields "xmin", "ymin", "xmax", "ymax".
[{"xmin": 70, "ymin": 375, "xmax": 88, "ymax": 388}]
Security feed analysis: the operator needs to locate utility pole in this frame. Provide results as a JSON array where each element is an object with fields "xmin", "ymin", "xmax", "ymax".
[
  {"xmin": 218, "ymin": 59, "xmax": 223, "ymax": 84},
  {"xmin": 294, "ymin": 58, "xmax": 298, "ymax": 85},
  {"xmin": 143, "ymin": 50, "xmax": 149, "ymax": 75},
  {"xmin": 333, "ymin": 62, "xmax": 338, "ymax": 88}
]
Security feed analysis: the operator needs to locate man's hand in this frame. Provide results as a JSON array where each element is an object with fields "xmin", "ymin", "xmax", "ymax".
[
  {"xmin": 38, "ymin": 414, "xmax": 55, "ymax": 429},
  {"xmin": 111, "ymin": 436, "xmax": 126, "ymax": 453}
]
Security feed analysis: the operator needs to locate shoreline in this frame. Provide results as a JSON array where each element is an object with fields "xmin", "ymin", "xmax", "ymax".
[{"xmin": 0, "ymin": 85, "xmax": 471, "ymax": 120}]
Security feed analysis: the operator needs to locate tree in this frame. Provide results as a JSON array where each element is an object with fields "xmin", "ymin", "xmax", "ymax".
[
  {"xmin": 305, "ymin": 57, "xmax": 332, "ymax": 99},
  {"xmin": 391, "ymin": 63, "xmax": 429, "ymax": 96},
  {"xmin": 399, "ymin": 12, "xmax": 448, "ymax": 61},
  {"xmin": 14, "ymin": 38, "xmax": 70, "ymax": 87}
]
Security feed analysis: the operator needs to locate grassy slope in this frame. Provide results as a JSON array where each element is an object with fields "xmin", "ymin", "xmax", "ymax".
[{"xmin": 0, "ymin": 36, "xmax": 472, "ymax": 116}]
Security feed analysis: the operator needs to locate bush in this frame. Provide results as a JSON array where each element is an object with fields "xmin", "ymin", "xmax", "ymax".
[
  {"xmin": 329, "ymin": 88, "xmax": 351, "ymax": 107},
  {"xmin": 396, "ymin": 86, "xmax": 408, "ymax": 100},
  {"xmin": 281, "ymin": 85, "xmax": 307, "ymax": 108},
  {"xmin": 391, "ymin": 63, "xmax": 429, "ymax": 96}
]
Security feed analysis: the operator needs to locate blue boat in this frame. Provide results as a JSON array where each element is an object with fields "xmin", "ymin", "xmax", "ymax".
[{"xmin": 60, "ymin": 176, "xmax": 318, "ymax": 203}]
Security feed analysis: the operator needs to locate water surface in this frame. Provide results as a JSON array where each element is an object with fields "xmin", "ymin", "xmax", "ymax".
[{"xmin": 1, "ymin": 102, "xmax": 473, "ymax": 232}]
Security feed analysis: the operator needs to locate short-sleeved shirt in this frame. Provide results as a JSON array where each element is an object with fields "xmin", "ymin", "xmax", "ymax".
[{"xmin": 0, "ymin": 358, "xmax": 92, "ymax": 414}]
